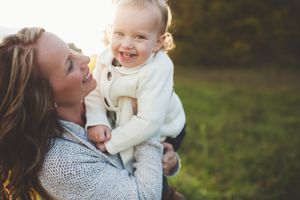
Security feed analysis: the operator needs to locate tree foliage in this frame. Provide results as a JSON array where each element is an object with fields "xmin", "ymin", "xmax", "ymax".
[{"xmin": 169, "ymin": 0, "xmax": 300, "ymax": 66}]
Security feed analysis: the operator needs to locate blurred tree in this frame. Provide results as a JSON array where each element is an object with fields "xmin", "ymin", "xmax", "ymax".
[
  {"xmin": 169, "ymin": 0, "xmax": 300, "ymax": 67},
  {"xmin": 88, "ymin": 54, "xmax": 97, "ymax": 72}
]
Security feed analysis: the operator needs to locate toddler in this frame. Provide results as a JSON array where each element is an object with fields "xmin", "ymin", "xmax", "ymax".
[{"xmin": 85, "ymin": 0, "xmax": 186, "ymax": 176}]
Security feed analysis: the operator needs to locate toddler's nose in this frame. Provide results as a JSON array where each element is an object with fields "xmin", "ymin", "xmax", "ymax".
[{"xmin": 121, "ymin": 37, "xmax": 133, "ymax": 49}]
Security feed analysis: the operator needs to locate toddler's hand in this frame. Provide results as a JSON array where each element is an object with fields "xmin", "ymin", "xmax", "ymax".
[
  {"xmin": 87, "ymin": 125, "xmax": 111, "ymax": 152},
  {"xmin": 96, "ymin": 142, "xmax": 107, "ymax": 152}
]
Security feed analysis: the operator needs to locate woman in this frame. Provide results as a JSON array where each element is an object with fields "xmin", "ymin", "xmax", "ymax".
[{"xmin": 0, "ymin": 27, "xmax": 180, "ymax": 199}]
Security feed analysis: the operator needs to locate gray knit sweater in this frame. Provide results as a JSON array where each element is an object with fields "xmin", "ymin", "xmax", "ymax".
[{"xmin": 39, "ymin": 120, "xmax": 163, "ymax": 199}]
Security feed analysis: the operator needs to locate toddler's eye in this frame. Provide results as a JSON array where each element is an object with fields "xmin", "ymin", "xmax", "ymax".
[
  {"xmin": 136, "ymin": 35, "xmax": 146, "ymax": 40},
  {"xmin": 114, "ymin": 32, "xmax": 123, "ymax": 37}
]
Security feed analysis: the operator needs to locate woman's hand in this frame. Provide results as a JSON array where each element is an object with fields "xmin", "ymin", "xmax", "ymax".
[{"xmin": 162, "ymin": 142, "xmax": 179, "ymax": 176}]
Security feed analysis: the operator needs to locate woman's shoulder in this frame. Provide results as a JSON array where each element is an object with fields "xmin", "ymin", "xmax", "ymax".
[
  {"xmin": 39, "ymin": 136, "xmax": 116, "ymax": 199},
  {"xmin": 43, "ymin": 137, "xmax": 103, "ymax": 173}
]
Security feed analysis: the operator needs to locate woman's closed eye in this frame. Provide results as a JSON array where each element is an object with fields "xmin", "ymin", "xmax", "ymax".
[{"xmin": 66, "ymin": 60, "xmax": 74, "ymax": 74}]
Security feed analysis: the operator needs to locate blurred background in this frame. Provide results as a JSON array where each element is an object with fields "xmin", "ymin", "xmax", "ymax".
[
  {"xmin": 1, "ymin": 0, "xmax": 300, "ymax": 199},
  {"xmin": 167, "ymin": 1, "xmax": 300, "ymax": 200}
]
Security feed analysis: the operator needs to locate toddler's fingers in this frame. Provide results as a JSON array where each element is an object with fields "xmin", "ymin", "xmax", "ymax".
[
  {"xmin": 98, "ymin": 132, "xmax": 106, "ymax": 143},
  {"xmin": 89, "ymin": 136, "xmax": 97, "ymax": 143},
  {"xmin": 97, "ymin": 143, "xmax": 107, "ymax": 152},
  {"xmin": 105, "ymin": 129, "xmax": 112, "ymax": 141}
]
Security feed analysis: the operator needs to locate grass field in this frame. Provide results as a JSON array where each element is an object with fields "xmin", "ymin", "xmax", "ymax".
[{"xmin": 170, "ymin": 66, "xmax": 300, "ymax": 200}]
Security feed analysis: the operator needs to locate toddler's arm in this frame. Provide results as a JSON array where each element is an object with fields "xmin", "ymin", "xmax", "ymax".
[{"xmin": 85, "ymin": 53, "xmax": 111, "ymax": 130}]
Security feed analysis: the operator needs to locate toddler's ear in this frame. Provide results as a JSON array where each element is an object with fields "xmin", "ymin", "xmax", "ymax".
[{"xmin": 153, "ymin": 34, "xmax": 164, "ymax": 52}]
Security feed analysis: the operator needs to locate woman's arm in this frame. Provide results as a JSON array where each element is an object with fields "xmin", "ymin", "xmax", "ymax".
[{"xmin": 39, "ymin": 135, "xmax": 163, "ymax": 200}]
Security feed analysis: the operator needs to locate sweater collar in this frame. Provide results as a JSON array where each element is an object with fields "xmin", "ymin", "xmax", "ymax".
[{"xmin": 59, "ymin": 120, "xmax": 124, "ymax": 168}]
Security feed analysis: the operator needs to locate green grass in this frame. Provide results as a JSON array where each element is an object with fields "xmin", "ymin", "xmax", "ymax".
[{"xmin": 170, "ymin": 66, "xmax": 300, "ymax": 200}]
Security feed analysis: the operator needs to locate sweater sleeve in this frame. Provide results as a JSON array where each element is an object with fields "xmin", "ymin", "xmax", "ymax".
[
  {"xmin": 85, "ymin": 52, "xmax": 111, "ymax": 129},
  {"xmin": 106, "ymin": 52, "xmax": 174, "ymax": 154},
  {"xmin": 39, "ymin": 135, "xmax": 163, "ymax": 200}
]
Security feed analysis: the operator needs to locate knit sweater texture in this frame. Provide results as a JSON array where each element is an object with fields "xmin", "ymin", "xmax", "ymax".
[{"xmin": 39, "ymin": 120, "xmax": 163, "ymax": 200}]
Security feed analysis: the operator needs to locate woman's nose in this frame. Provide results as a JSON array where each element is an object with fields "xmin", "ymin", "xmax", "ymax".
[
  {"xmin": 84, "ymin": 55, "xmax": 90, "ymax": 64},
  {"xmin": 79, "ymin": 54, "xmax": 90, "ymax": 69}
]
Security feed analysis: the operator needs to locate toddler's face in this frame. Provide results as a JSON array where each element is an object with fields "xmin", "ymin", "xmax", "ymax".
[{"xmin": 110, "ymin": 5, "xmax": 163, "ymax": 68}]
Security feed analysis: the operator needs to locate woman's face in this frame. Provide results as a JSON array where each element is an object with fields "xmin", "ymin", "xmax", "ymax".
[{"xmin": 36, "ymin": 32, "xmax": 96, "ymax": 106}]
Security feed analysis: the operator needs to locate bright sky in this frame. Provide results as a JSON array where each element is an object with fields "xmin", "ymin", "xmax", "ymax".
[{"xmin": 0, "ymin": 0, "xmax": 113, "ymax": 55}]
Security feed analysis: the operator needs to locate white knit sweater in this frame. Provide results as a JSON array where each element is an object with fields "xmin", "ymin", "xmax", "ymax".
[
  {"xmin": 39, "ymin": 120, "xmax": 163, "ymax": 200},
  {"xmin": 85, "ymin": 47, "xmax": 186, "ymax": 171}
]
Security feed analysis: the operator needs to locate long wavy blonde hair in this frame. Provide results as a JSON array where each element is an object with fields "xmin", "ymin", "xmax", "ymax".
[{"xmin": 0, "ymin": 28, "xmax": 63, "ymax": 200}]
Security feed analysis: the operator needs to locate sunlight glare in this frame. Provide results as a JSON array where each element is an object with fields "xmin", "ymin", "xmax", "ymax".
[{"xmin": 0, "ymin": 0, "xmax": 113, "ymax": 55}]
